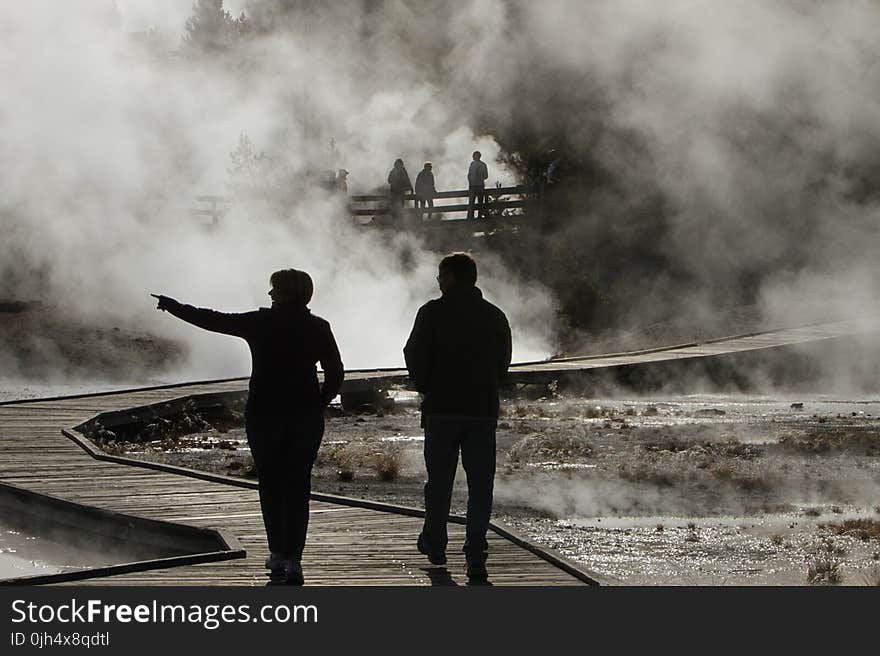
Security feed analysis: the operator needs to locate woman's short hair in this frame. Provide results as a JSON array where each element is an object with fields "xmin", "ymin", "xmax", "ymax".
[
  {"xmin": 439, "ymin": 252, "xmax": 477, "ymax": 287},
  {"xmin": 270, "ymin": 269, "xmax": 313, "ymax": 305}
]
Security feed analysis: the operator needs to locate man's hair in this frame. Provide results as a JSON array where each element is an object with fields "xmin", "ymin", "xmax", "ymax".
[
  {"xmin": 439, "ymin": 252, "xmax": 477, "ymax": 287},
  {"xmin": 472, "ymin": 150, "xmax": 481, "ymax": 159},
  {"xmin": 394, "ymin": 158, "xmax": 404, "ymax": 167},
  {"xmin": 270, "ymin": 269, "xmax": 313, "ymax": 305}
]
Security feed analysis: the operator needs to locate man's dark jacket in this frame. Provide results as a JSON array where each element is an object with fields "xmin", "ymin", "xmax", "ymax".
[
  {"xmin": 404, "ymin": 286, "xmax": 511, "ymax": 420},
  {"xmin": 164, "ymin": 301, "xmax": 344, "ymax": 419}
]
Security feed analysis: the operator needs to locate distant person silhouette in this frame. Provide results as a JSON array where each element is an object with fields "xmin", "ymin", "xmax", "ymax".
[
  {"xmin": 387, "ymin": 158, "xmax": 413, "ymax": 221},
  {"xmin": 414, "ymin": 162, "xmax": 437, "ymax": 220},
  {"xmin": 466, "ymin": 151, "xmax": 489, "ymax": 220},
  {"xmin": 404, "ymin": 252, "xmax": 512, "ymax": 581},
  {"xmin": 151, "ymin": 269, "xmax": 344, "ymax": 586},
  {"xmin": 335, "ymin": 168, "xmax": 350, "ymax": 195}
]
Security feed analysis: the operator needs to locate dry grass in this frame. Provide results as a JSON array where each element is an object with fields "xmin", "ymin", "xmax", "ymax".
[
  {"xmin": 819, "ymin": 519, "xmax": 880, "ymax": 541},
  {"xmin": 618, "ymin": 462, "xmax": 677, "ymax": 487},
  {"xmin": 507, "ymin": 433, "xmax": 593, "ymax": 462},
  {"xmin": 318, "ymin": 442, "xmax": 405, "ymax": 482},
  {"xmin": 642, "ymin": 437, "xmax": 693, "ymax": 454},
  {"xmin": 779, "ymin": 427, "xmax": 880, "ymax": 454},
  {"xmin": 373, "ymin": 448, "xmax": 403, "ymax": 481},
  {"xmin": 807, "ymin": 556, "xmax": 842, "ymax": 585},
  {"xmin": 806, "ymin": 541, "xmax": 845, "ymax": 585}
]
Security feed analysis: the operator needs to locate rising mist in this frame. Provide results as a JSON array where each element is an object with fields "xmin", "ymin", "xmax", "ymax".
[{"xmin": 2, "ymin": 1, "xmax": 879, "ymax": 386}]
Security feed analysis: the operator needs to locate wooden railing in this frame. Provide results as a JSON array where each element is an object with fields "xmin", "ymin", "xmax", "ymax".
[
  {"xmin": 348, "ymin": 185, "xmax": 536, "ymax": 221},
  {"xmin": 189, "ymin": 185, "xmax": 538, "ymax": 226},
  {"xmin": 189, "ymin": 195, "xmax": 232, "ymax": 225}
]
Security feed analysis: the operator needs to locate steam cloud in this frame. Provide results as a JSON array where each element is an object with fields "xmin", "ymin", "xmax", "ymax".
[
  {"xmin": 2, "ymin": 1, "xmax": 879, "ymax": 384},
  {"xmin": 0, "ymin": 0, "xmax": 553, "ymax": 381}
]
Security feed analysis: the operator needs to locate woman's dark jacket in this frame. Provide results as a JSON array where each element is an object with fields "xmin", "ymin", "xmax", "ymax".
[{"xmin": 164, "ymin": 301, "xmax": 344, "ymax": 420}]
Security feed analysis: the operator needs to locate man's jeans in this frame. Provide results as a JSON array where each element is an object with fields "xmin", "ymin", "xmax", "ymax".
[
  {"xmin": 421, "ymin": 416, "xmax": 497, "ymax": 563},
  {"xmin": 467, "ymin": 185, "xmax": 487, "ymax": 219},
  {"xmin": 247, "ymin": 411, "xmax": 324, "ymax": 561}
]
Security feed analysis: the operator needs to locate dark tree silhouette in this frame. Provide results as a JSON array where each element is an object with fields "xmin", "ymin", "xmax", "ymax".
[{"xmin": 182, "ymin": 0, "xmax": 250, "ymax": 55}]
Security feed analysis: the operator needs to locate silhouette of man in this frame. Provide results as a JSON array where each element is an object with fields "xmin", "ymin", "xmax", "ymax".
[
  {"xmin": 335, "ymin": 168, "xmax": 350, "ymax": 195},
  {"xmin": 387, "ymin": 158, "xmax": 413, "ymax": 221},
  {"xmin": 414, "ymin": 162, "xmax": 436, "ymax": 220},
  {"xmin": 404, "ymin": 252, "xmax": 512, "ymax": 581},
  {"xmin": 466, "ymin": 150, "xmax": 488, "ymax": 220},
  {"xmin": 151, "ymin": 269, "xmax": 344, "ymax": 586}
]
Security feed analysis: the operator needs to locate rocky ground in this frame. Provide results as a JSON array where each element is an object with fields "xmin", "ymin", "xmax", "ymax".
[{"xmin": 100, "ymin": 391, "xmax": 880, "ymax": 586}]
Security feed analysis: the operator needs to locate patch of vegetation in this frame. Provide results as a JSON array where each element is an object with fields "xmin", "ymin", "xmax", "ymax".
[
  {"xmin": 86, "ymin": 398, "xmax": 247, "ymax": 450},
  {"xmin": 807, "ymin": 541, "xmax": 845, "ymax": 585},
  {"xmin": 643, "ymin": 437, "xmax": 693, "ymax": 454},
  {"xmin": 507, "ymin": 433, "xmax": 593, "ymax": 462},
  {"xmin": 819, "ymin": 519, "xmax": 880, "ymax": 542},
  {"xmin": 714, "ymin": 441, "xmax": 763, "ymax": 460},
  {"xmin": 373, "ymin": 448, "xmax": 403, "ymax": 481},
  {"xmin": 618, "ymin": 462, "xmax": 677, "ymax": 487},
  {"xmin": 505, "ymin": 403, "xmax": 552, "ymax": 419},
  {"xmin": 779, "ymin": 427, "xmax": 880, "ymax": 454}
]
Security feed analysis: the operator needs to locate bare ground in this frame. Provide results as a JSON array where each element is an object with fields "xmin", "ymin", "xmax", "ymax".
[{"xmin": 105, "ymin": 392, "xmax": 880, "ymax": 586}]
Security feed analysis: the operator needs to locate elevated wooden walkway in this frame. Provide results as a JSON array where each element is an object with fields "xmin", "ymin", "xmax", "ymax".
[
  {"xmin": 315, "ymin": 315, "xmax": 880, "ymax": 393},
  {"xmin": 0, "ymin": 382, "xmax": 594, "ymax": 586},
  {"xmin": 349, "ymin": 185, "xmax": 536, "ymax": 223},
  {"xmin": 189, "ymin": 186, "xmax": 538, "ymax": 228}
]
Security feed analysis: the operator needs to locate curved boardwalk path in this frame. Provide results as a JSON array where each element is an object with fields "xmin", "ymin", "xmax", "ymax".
[
  {"xmin": 313, "ymin": 315, "xmax": 880, "ymax": 391},
  {"xmin": 0, "ymin": 382, "xmax": 594, "ymax": 586},
  {"xmin": 2, "ymin": 315, "xmax": 877, "ymax": 585}
]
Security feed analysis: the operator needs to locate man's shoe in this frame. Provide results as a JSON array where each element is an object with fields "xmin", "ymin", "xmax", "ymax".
[
  {"xmin": 466, "ymin": 561, "xmax": 488, "ymax": 581},
  {"xmin": 264, "ymin": 552, "xmax": 285, "ymax": 571},
  {"xmin": 417, "ymin": 535, "xmax": 447, "ymax": 566},
  {"xmin": 266, "ymin": 559, "xmax": 304, "ymax": 586}
]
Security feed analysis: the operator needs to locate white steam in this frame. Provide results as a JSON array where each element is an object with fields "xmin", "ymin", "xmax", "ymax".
[{"xmin": 1, "ymin": 1, "xmax": 554, "ymax": 381}]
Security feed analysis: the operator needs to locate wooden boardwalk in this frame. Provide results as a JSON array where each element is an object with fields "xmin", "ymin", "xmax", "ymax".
[
  {"xmin": 2, "ymin": 315, "xmax": 877, "ymax": 585},
  {"xmin": 0, "ymin": 381, "xmax": 593, "ymax": 586},
  {"xmin": 315, "ymin": 315, "xmax": 880, "ymax": 391}
]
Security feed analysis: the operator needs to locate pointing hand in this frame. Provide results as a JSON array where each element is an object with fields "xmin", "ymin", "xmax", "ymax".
[{"xmin": 150, "ymin": 293, "xmax": 179, "ymax": 312}]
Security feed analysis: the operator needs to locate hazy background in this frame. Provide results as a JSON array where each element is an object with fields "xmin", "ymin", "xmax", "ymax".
[{"xmin": 1, "ymin": 1, "xmax": 879, "ymax": 387}]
